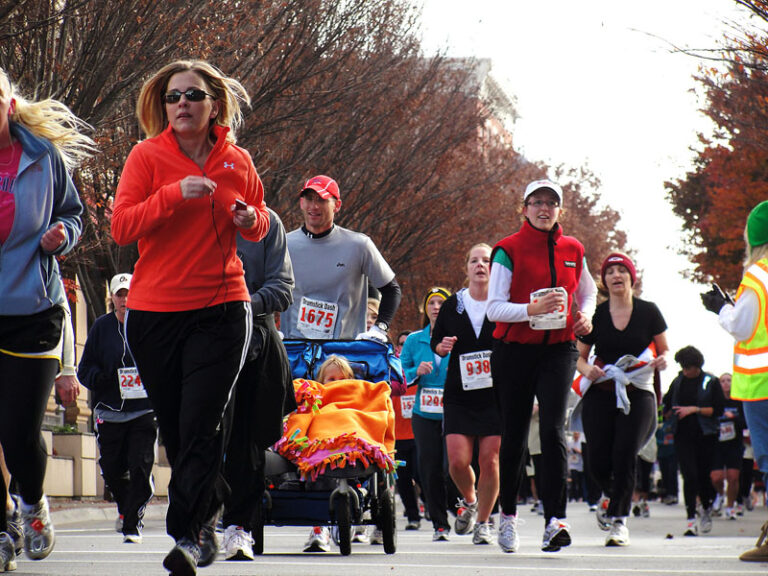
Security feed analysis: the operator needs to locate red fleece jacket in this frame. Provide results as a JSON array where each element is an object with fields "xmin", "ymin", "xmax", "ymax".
[{"xmin": 112, "ymin": 124, "xmax": 269, "ymax": 312}]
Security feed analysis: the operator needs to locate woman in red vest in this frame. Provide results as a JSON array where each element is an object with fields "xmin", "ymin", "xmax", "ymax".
[{"xmin": 487, "ymin": 179, "xmax": 597, "ymax": 554}]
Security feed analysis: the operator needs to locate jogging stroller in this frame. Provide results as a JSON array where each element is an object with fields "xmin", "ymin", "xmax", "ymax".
[{"xmin": 253, "ymin": 339, "xmax": 403, "ymax": 556}]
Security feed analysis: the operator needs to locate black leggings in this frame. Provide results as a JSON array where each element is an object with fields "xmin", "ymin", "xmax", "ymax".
[
  {"xmin": 222, "ymin": 357, "xmax": 263, "ymax": 530},
  {"xmin": 676, "ymin": 432, "xmax": 717, "ymax": 519},
  {"xmin": 125, "ymin": 303, "xmax": 250, "ymax": 542},
  {"xmin": 492, "ymin": 340, "xmax": 578, "ymax": 523},
  {"xmin": 0, "ymin": 353, "xmax": 58, "ymax": 532},
  {"xmin": 394, "ymin": 439, "xmax": 421, "ymax": 522},
  {"xmin": 581, "ymin": 386, "xmax": 656, "ymax": 518},
  {"xmin": 96, "ymin": 412, "xmax": 158, "ymax": 534},
  {"xmin": 412, "ymin": 414, "xmax": 450, "ymax": 531}
]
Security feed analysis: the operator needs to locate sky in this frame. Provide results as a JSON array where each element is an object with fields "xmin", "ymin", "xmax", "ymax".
[{"xmin": 417, "ymin": 0, "xmax": 750, "ymax": 387}]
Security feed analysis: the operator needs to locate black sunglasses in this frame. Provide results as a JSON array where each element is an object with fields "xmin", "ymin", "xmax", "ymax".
[{"xmin": 163, "ymin": 89, "xmax": 214, "ymax": 104}]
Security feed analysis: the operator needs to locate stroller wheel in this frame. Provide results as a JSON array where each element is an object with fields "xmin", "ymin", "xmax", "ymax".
[
  {"xmin": 380, "ymin": 481, "xmax": 397, "ymax": 554},
  {"xmin": 334, "ymin": 493, "xmax": 352, "ymax": 556}
]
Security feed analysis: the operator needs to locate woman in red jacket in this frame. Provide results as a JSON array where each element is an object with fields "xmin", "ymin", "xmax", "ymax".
[
  {"xmin": 112, "ymin": 60, "xmax": 269, "ymax": 576},
  {"xmin": 487, "ymin": 179, "xmax": 597, "ymax": 554}
]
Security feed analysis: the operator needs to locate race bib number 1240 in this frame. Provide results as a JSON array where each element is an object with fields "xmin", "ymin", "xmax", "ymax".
[{"xmin": 419, "ymin": 387, "xmax": 444, "ymax": 414}]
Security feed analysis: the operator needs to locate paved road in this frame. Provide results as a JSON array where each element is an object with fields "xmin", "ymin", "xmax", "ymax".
[{"xmin": 13, "ymin": 499, "xmax": 766, "ymax": 575}]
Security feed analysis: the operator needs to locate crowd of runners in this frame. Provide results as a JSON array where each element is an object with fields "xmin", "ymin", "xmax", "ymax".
[{"xmin": 2, "ymin": 57, "xmax": 768, "ymax": 576}]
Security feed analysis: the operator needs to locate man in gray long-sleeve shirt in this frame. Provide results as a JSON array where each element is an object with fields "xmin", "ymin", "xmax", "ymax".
[{"xmin": 212, "ymin": 208, "xmax": 295, "ymax": 562}]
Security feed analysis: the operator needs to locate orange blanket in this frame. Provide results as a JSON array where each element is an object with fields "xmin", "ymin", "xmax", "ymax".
[{"xmin": 274, "ymin": 378, "xmax": 396, "ymax": 480}]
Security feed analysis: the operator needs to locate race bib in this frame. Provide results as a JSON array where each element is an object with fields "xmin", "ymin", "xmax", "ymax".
[
  {"xmin": 118, "ymin": 367, "xmax": 147, "ymax": 399},
  {"xmin": 719, "ymin": 420, "xmax": 736, "ymax": 442},
  {"xmin": 297, "ymin": 297, "xmax": 338, "ymax": 339},
  {"xmin": 459, "ymin": 350, "xmax": 493, "ymax": 391},
  {"xmin": 400, "ymin": 394, "xmax": 415, "ymax": 419},
  {"xmin": 419, "ymin": 387, "xmax": 444, "ymax": 414},
  {"xmin": 529, "ymin": 287, "xmax": 567, "ymax": 330}
]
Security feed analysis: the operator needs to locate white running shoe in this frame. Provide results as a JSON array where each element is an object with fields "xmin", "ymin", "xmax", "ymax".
[
  {"xmin": 0, "ymin": 532, "xmax": 17, "ymax": 572},
  {"xmin": 352, "ymin": 526, "xmax": 370, "ymax": 543},
  {"xmin": 370, "ymin": 528, "xmax": 383, "ymax": 545},
  {"xmin": 596, "ymin": 497, "xmax": 611, "ymax": 531},
  {"xmin": 541, "ymin": 517, "xmax": 571, "ymax": 552},
  {"xmin": 472, "ymin": 521, "xmax": 494, "ymax": 545},
  {"xmin": 605, "ymin": 521, "xmax": 629, "ymax": 546},
  {"xmin": 7, "ymin": 495, "xmax": 23, "ymax": 556},
  {"xmin": 21, "ymin": 496, "xmax": 55, "ymax": 560},
  {"xmin": 222, "ymin": 525, "xmax": 254, "ymax": 561},
  {"xmin": 498, "ymin": 513, "xmax": 519, "ymax": 553},
  {"xmin": 684, "ymin": 519, "xmax": 698, "ymax": 536},
  {"xmin": 123, "ymin": 532, "xmax": 143, "ymax": 544},
  {"xmin": 432, "ymin": 527, "xmax": 450, "ymax": 541},
  {"xmin": 162, "ymin": 537, "xmax": 200, "ymax": 575},
  {"xmin": 454, "ymin": 498, "xmax": 478, "ymax": 535},
  {"xmin": 303, "ymin": 526, "xmax": 331, "ymax": 552},
  {"xmin": 699, "ymin": 508, "xmax": 713, "ymax": 534},
  {"xmin": 712, "ymin": 493, "xmax": 723, "ymax": 516}
]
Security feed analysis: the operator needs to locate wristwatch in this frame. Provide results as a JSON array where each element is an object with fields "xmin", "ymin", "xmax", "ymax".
[{"xmin": 375, "ymin": 321, "xmax": 389, "ymax": 332}]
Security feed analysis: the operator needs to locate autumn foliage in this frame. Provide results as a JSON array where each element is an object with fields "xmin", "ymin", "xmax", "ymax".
[
  {"xmin": 1, "ymin": 0, "xmax": 629, "ymax": 333},
  {"xmin": 667, "ymin": 0, "xmax": 768, "ymax": 290}
]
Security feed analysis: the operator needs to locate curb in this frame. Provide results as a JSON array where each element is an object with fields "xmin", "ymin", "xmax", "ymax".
[{"xmin": 51, "ymin": 502, "xmax": 168, "ymax": 527}]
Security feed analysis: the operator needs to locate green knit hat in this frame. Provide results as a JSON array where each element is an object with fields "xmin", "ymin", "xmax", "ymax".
[{"xmin": 747, "ymin": 200, "xmax": 768, "ymax": 247}]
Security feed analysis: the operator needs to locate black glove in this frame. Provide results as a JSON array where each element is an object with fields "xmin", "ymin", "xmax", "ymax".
[{"xmin": 701, "ymin": 287, "xmax": 727, "ymax": 314}]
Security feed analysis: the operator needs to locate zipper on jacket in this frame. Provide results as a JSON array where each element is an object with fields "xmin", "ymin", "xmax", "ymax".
[
  {"xmin": 541, "ymin": 228, "xmax": 558, "ymax": 346},
  {"xmin": 548, "ymin": 227, "xmax": 558, "ymax": 287}
]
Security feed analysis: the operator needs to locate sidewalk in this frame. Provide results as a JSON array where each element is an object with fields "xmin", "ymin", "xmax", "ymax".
[{"xmin": 49, "ymin": 497, "xmax": 168, "ymax": 526}]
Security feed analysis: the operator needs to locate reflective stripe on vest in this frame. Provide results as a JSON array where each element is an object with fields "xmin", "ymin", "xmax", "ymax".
[{"xmin": 732, "ymin": 258, "xmax": 768, "ymax": 400}]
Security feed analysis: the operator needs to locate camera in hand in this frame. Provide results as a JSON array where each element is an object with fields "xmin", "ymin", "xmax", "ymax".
[
  {"xmin": 701, "ymin": 282, "xmax": 733, "ymax": 314},
  {"xmin": 712, "ymin": 283, "xmax": 734, "ymax": 305}
]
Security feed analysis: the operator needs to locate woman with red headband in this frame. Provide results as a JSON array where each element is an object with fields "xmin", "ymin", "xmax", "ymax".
[{"xmin": 575, "ymin": 252, "xmax": 669, "ymax": 547}]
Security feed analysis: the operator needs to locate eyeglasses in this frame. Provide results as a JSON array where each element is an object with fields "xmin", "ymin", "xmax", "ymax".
[
  {"xmin": 163, "ymin": 89, "xmax": 215, "ymax": 104},
  {"xmin": 526, "ymin": 199, "xmax": 560, "ymax": 208}
]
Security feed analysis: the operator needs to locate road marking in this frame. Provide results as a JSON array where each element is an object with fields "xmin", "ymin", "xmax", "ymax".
[{"xmin": 20, "ymin": 558, "xmax": 766, "ymax": 574}]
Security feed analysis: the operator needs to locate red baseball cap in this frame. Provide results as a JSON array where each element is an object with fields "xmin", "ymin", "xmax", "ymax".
[{"xmin": 300, "ymin": 175, "xmax": 340, "ymax": 201}]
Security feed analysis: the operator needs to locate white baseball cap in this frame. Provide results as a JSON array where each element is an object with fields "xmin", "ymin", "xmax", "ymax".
[
  {"xmin": 524, "ymin": 179, "xmax": 563, "ymax": 205},
  {"xmin": 109, "ymin": 273, "xmax": 132, "ymax": 294}
]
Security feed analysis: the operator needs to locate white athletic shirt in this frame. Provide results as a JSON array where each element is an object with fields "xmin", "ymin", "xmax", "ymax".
[
  {"xmin": 283, "ymin": 225, "xmax": 395, "ymax": 339},
  {"xmin": 719, "ymin": 288, "xmax": 759, "ymax": 342},
  {"xmin": 460, "ymin": 289, "xmax": 487, "ymax": 339}
]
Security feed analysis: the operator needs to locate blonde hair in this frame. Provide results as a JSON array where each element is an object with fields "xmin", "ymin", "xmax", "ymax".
[
  {"xmin": 1, "ymin": 69, "xmax": 95, "ymax": 171},
  {"xmin": 367, "ymin": 297, "xmax": 380, "ymax": 314},
  {"xmin": 316, "ymin": 355, "xmax": 354, "ymax": 383},
  {"xmin": 136, "ymin": 60, "xmax": 250, "ymax": 142},
  {"xmin": 463, "ymin": 243, "xmax": 492, "ymax": 287},
  {"xmin": 465, "ymin": 243, "xmax": 492, "ymax": 265},
  {"xmin": 744, "ymin": 225, "xmax": 768, "ymax": 269}
]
